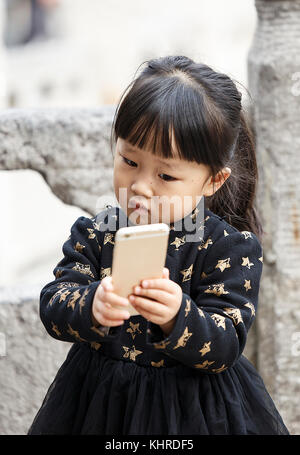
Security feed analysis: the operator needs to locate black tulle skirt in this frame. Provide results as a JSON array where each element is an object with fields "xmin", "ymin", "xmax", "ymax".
[{"xmin": 27, "ymin": 343, "xmax": 289, "ymax": 435}]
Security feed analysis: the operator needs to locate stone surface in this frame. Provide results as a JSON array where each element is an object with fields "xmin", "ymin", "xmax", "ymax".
[
  {"xmin": 248, "ymin": 0, "xmax": 300, "ymax": 435},
  {"xmin": 0, "ymin": 291, "xmax": 71, "ymax": 435},
  {"xmin": 0, "ymin": 107, "xmax": 116, "ymax": 216},
  {"xmin": 0, "ymin": 0, "xmax": 6, "ymax": 108}
]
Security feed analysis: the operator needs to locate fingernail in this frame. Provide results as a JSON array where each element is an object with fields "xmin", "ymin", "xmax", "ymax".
[
  {"xmin": 135, "ymin": 286, "xmax": 141, "ymax": 293},
  {"xmin": 142, "ymin": 281, "xmax": 148, "ymax": 287},
  {"xmin": 129, "ymin": 295, "xmax": 135, "ymax": 301}
]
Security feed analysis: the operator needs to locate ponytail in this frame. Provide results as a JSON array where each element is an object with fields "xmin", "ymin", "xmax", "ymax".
[{"xmin": 205, "ymin": 109, "xmax": 265, "ymax": 242}]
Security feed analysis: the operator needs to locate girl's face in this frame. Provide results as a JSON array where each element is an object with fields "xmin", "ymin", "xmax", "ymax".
[{"xmin": 113, "ymin": 137, "xmax": 231, "ymax": 225}]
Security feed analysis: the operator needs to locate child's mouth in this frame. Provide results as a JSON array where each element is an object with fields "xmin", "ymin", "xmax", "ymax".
[
  {"xmin": 128, "ymin": 199, "xmax": 149, "ymax": 212},
  {"xmin": 133, "ymin": 206, "xmax": 148, "ymax": 214}
]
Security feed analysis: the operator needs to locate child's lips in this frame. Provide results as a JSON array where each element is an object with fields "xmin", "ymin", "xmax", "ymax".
[
  {"xmin": 133, "ymin": 206, "xmax": 149, "ymax": 214},
  {"xmin": 128, "ymin": 199, "xmax": 149, "ymax": 212}
]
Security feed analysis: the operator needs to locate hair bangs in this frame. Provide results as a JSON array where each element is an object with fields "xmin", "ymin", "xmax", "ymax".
[{"xmin": 113, "ymin": 72, "xmax": 226, "ymax": 171}]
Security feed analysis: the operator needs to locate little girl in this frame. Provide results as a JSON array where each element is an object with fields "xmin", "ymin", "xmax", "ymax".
[{"xmin": 28, "ymin": 55, "xmax": 289, "ymax": 435}]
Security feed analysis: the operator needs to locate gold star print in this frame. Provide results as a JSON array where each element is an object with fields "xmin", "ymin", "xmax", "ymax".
[
  {"xmin": 74, "ymin": 242, "xmax": 85, "ymax": 253},
  {"xmin": 67, "ymin": 289, "xmax": 82, "ymax": 310},
  {"xmin": 204, "ymin": 283, "xmax": 229, "ymax": 297},
  {"xmin": 180, "ymin": 264, "xmax": 194, "ymax": 282},
  {"xmin": 51, "ymin": 322, "xmax": 61, "ymax": 337},
  {"xmin": 173, "ymin": 327, "xmax": 193, "ymax": 349},
  {"xmin": 215, "ymin": 258, "xmax": 231, "ymax": 272},
  {"xmin": 199, "ymin": 341, "xmax": 211, "ymax": 357},
  {"xmin": 223, "ymin": 308, "xmax": 243, "ymax": 325},
  {"xmin": 67, "ymin": 324, "xmax": 86, "ymax": 342},
  {"xmin": 190, "ymin": 207, "xmax": 200, "ymax": 222},
  {"xmin": 197, "ymin": 215, "xmax": 210, "ymax": 233},
  {"xmin": 151, "ymin": 359, "xmax": 165, "ymax": 368},
  {"xmin": 244, "ymin": 302, "xmax": 255, "ymax": 317},
  {"xmin": 122, "ymin": 345, "xmax": 143, "ymax": 361},
  {"xmin": 100, "ymin": 267, "xmax": 112, "ymax": 279},
  {"xmin": 170, "ymin": 235, "xmax": 186, "ymax": 250},
  {"xmin": 78, "ymin": 288, "xmax": 89, "ymax": 314},
  {"xmin": 126, "ymin": 322, "xmax": 142, "ymax": 340},
  {"xmin": 72, "ymin": 262, "xmax": 95, "ymax": 278},
  {"xmin": 201, "ymin": 272, "xmax": 208, "ymax": 280},
  {"xmin": 194, "ymin": 360, "xmax": 215, "ymax": 369},
  {"xmin": 210, "ymin": 313, "xmax": 226, "ymax": 330},
  {"xmin": 212, "ymin": 364, "xmax": 227, "ymax": 373},
  {"xmin": 48, "ymin": 288, "xmax": 66, "ymax": 306},
  {"xmin": 224, "ymin": 230, "xmax": 229, "ymax": 237},
  {"xmin": 154, "ymin": 339, "xmax": 171, "ymax": 349},
  {"xmin": 198, "ymin": 237, "xmax": 213, "ymax": 251},
  {"xmin": 104, "ymin": 233, "xmax": 115, "ymax": 245},
  {"xmin": 90, "ymin": 341, "xmax": 101, "ymax": 350},
  {"xmin": 55, "ymin": 269, "xmax": 63, "ymax": 279},
  {"xmin": 87, "ymin": 228, "xmax": 96, "ymax": 240},
  {"xmin": 241, "ymin": 231, "xmax": 253, "ymax": 240},
  {"xmin": 244, "ymin": 280, "xmax": 252, "ymax": 292},
  {"xmin": 259, "ymin": 256, "xmax": 263, "ymax": 263},
  {"xmin": 57, "ymin": 282, "xmax": 81, "ymax": 289},
  {"xmin": 198, "ymin": 307, "xmax": 205, "ymax": 318},
  {"xmin": 59, "ymin": 289, "xmax": 71, "ymax": 302},
  {"xmin": 185, "ymin": 298, "xmax": 191, "ymax": 317},
  {"xmin": 241, "ymin": 257, "xmax": 254, "ymax": 269}
]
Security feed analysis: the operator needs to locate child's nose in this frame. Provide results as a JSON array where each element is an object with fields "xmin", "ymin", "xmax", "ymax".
[{"xmin": 131, "ymin": 181, "xmax": 153, "ymax": 199}]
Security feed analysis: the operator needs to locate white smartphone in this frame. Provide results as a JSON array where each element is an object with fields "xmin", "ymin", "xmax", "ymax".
[{"xmin": 111, "ymin": 223, "xmax": 170, "ymax": 316}]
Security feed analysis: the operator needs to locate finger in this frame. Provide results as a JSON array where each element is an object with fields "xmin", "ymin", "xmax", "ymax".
[
  {"xmin": 129, "ymin": 303, "xmax": 163, "ymax": 325},
  {"xmin": 101, "ymin": 302, "xmax": 130, "ymax": 321},
  {"xmin": 140, "ymin": 277, "xmax": 174, "ymax": 293},
  {"xmin": 129, "ymin": 295, "xmax": 166, "ymax": 317},
  {"xmin": 132, "ymin": 286, "xmax": 171, "ymax": 306},
  {"xmin": 101, "ymin": 276, "xmax": 113, "ymax": 291},
  {"xmin": 99, "ymin": 286, "xmax": 129, "ymax": 307},
  {"xmin": 163, "ymin": 267, "xmax": 169, "ymax": 278},
  {"xmin": 95, "ymin": 314, "xmax": 125, "ymax": 327}
]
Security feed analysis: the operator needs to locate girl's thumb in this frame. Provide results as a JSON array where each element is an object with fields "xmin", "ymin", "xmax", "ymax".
[{"xmin": 163, "ymin": 267, "xmax": 169, "ymax": 278}]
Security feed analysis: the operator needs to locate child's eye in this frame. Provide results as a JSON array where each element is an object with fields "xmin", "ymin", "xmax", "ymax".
[
  {"xmin": 122, "ymin": 156, "xmax": 176, "ymax": 181},
  {"xmin": 122, "ymin": 156, "xmax": 137, "ymax": 167},
  {"xmin": 159, "ymin": 174, "xmax": 176, "ymax": 182}
]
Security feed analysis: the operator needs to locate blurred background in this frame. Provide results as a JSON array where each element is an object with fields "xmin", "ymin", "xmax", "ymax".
[{"xmin": 0, "ymin": 0, "xmax": 256, "ymax": 290}]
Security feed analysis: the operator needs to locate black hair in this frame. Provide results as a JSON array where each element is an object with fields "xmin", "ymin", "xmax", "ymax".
[{"xmin": 111, "ymin": 55, "xmax": 264, "ymax": 241}]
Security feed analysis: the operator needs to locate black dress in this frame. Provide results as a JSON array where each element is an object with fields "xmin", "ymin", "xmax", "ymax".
[{"xmin": 28, "ymin": 204, "xmax": 289, "ymax": 435}]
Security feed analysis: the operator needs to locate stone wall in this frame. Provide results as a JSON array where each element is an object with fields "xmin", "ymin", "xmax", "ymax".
[
  {"xmin": 0, "ymin": 106, "xmax": 116, "ymax": 215},
  {"xmin": 0, "ymin": 290, "xmax": 71, "ymax": 435},
  {"xmin": 248, "ymin": 0, "xmax": 300, "ymax": 435}
]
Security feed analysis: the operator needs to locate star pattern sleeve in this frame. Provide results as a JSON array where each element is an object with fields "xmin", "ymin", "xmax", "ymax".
[
  {"xmin": 40, "ymin": 215, "xmax": 119, "ymax": 344},
  {"xmin": 146, "ymin": 228, "xmax": 263, "ymax": 373}
]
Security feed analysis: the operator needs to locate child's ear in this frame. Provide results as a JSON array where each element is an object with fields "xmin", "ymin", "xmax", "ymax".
[{"xmin": 203, "ymin": 167, "xmax": 231, "ymax": 196}]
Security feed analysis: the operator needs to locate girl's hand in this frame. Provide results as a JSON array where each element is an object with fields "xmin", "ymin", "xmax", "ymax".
[
  {"xmin": 129, "ymin": 267, "xmax": 182, "ymax": 335},
  {"xmin": 92, "ymin": 276, "xmax": 131, "ymax": 327}
]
